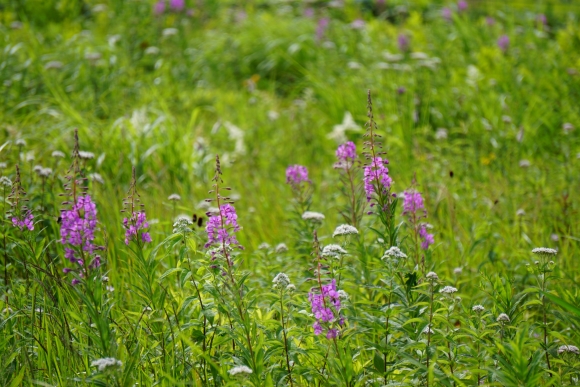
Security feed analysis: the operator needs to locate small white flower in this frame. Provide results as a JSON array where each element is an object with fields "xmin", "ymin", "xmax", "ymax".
[
  {"xmin": 562, "ymin": 123, "xmax": 574, "ymax": 133},
  {"xmin": 0, "ymin": 162, "xmax": 7, "ymax": 169},
  {"xmin": 332, "ymin": 224, "xmax": 359, "ymax": 238},
  {"xmin": 275, "ymin": 243, "xmax": 288, "ymax": 253},
  {"xmin": 532, "ymin": 247, "xmax": 557, "ymax": 256},
  {"xmin": 453, "ymin": 267, "xmax": 462, "ymax": 275},
  {"xmin": 52, "ymin": 150, "xmax": 65, "ymax": 158},
  {"xmin": 25, "ymin": 152, "xmax": 35, "ymax": 162},
  {"xmin": 162, "ymin": 28, "xmax": 178, "ymax": 37},
  {"xmin": 173, "ymin": 218, "xmax": 193, "ymax": 234},
  {"xmin": 91, "ymin": 357, "xmax": 122, "ymax": 372},
  {"xmin": 426, "ymin": 271, "xmax": 439, "ymax": 281},
  {"xmin": 143, "ymin": 306, "xmax": 153, "ymax": 312},
  {"xmin": 45, "ymin": 61, "xmax": 64, "ymax": 70},
  {"xmin": 85, "ymin": 52, "xmax": 102, "ymax": 62},
  {"xmin": 519, "ymin": 159, "xmax": 531, "ymax": 168},
  {"xmin": 106, "ymin": 285, "xmax": 114, "ymax": 292},
  {"xmin": 89, "ymin": 173, "xmax": 104, "ymax": 184},
  {"xmin": 558, "ymin": 345, "xmax": 579, "ymax": 355},
  {"xmin": 516, "ymin": 209, "xmax": 525, "ymax": 217},
  {"xmin": 0, "ymin": 177, "xmax": 12, "ymax": 187},
  {"xmin": 337, "ymin": 290, "xmax": 349, "ymax": 300},
  {"xmin": 168, "ymin": 193, "xmax": 181, "ymax": 201},
  {"xmin": 38, "ymin": 168, "xmax": 52, "ymax": 178},
  {"xmin": 78, "ymin": 151, "xmax": 95, "ymax": 160},
  {"xmin": 228, "ymin": 365, "xmax": 253, "ymax": 376},
  {"xmin": 472, "ymin": 305, "xmax": 485, "ymax": 313},
  {"xmin": 267, "ymin": 110, "xmax": 280, "ymax": 121},
  {"xmin": 272, "ymin": 273, "xmax": 291, "ymax": 289},
  {"xmin": 327, "ymin": 112, "xmax": 362, "ymax": 143},
  {"xmin": 497, "ymin": 313, "xmax": 510, "ymax": 323},
  {"xmin": 422, "ymin": 325, "xmax": 433, "ymax": 334},
  {"xmin": 321, "ymin": 244, "xmax": 347, "ymax": 258},
  {"xmin": 258, "ymin": 242, "xmax": 270, "ymax": 250},
  {"xmin": 101, "ymin": 276, "xmax": 109, "ymax": 283},
  {"xmin": 302, "ymin": 211, "xmax": 325, "ymax": 222},
  {"xmin": 435, "ymin": 128, "xmax": 448, "ymax": 140},
  {"xmin": 145, "ymin": 46, "xmax": 160, "ymax": 55},
  {"xmin": 382, "ymin": 246, "xmax": 407, "ymax": 260},
  {"xmin": 502, "ymin": 115, "xmax": 512, "ymax": 124},
  {"xmin": 15, "ymin": 139, "xmax": 26, "ymax": 147},
  {"xmin": 440, "ymin": 286, "xmax": 458, "ymax": 294},
  {"xmin": 286, "ymin": 284, "xmax": 296, "ymax": 293},
  {"xmin": 33, "ymin": 165, "xmax": 43, "ymax": 173}
]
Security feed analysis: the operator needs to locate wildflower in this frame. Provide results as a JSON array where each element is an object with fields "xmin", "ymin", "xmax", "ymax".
[
  {"xmin": 440, "ymin": 286, "xmax": 458, "ymax": 294},
  {"xmin": 61, "ymin": 195, "xmax": 98, "ymax": 255},
  {"xmin": 350, "ymin": 19, "xmax": 365, "ymax": 30},
  {"xmin": 85, "ymin": 53, "xmax": 102, "ymax": 62},
  {"xmin": 422, "ymin": 325, "xmax": 433, "ymax": 334},
  {"xmin": 169, "ymin": 0, "xmax": 184, "ymax": 11},
  {"xmin": 309, "ymin": 279, "xmax": 344, "ymax": 338},
  {"xmin": 15, "ymin": 139, "xmax": 26, "ymax": 147},
  {"xmin": 453, "ymin": 267, "xmax": 462, "ymax": 275},
  {"xmin": 435, "ymin": 128, "xmax": 448, "ymax": 140},
  {"xmin": 91, "ymin": 357, "xmax": 122, "ymax": 372},
  {"xmin": 557, "ymin": 345, "xmax": 579, "ymax": 355},
  {"xmin": 78, "ymin": 151, "xmax": 95, "ymax": 160},
  {"xmin": 485, "ymin": 16, "xmax": 495, "ymax": 26},
  {"xmin": 497, "ymin": 313, "xmax": 510, "ymax": 323},
  {"xmin": 8, "ymin": 166, "xmax": 33, "ymax": 231},
  {"xmin": 153, "ymin": 0, "xmax": 165, "ymax": 15},
  {"xmin": 397, "ymin": 33, "xmax": 410, "ymax": 52},
  {"xmin": 321, "ymin": 244, "xmax": 347, "ymax": 258},
  {"xmin": 45, "ymin": 61, "xmax": 64, "ymax": 70},
  {"xmin": 498, "ymin": 35, "xmax": 510, "ymax": 53},
  {"xmin": 286, "ymin": 284, "xmax": 296, "ymax": 293},
  {"xmin": 106, "ymin": 285, "xmax": 114, "ymax": 292},
  {"xmin": 168, "ymin": 193, "xmax": 181, "ymax": 201},
  {"xmin": 205, "ymin": 203, "xmax": 242, "ymax": 248},
  {"xmin": 52, "ymin": 150, "xmax": 65, "ymax": 158},
  {"xmin": 275, "ymin": 243, "xmax": 288, "ymax": 253},
  {"xmin": 457, "ymin": 0, "xmax": 468, "ymax": 12},
  {"xmin": 516, "ymin": 209, "xmax": 525, "ymax": 217},
  {"xmin": 302, "ymin": 211, "xmax": 325, "ymax": 222},
  {"xmin": 89, "ymin": 173, "xmax": 104, "ymax": 184},
  {"xmin": 419, "ymin": 224, "xmax": 434, "ymax": 250},
  {"xmin": 25, "ymin": 152, "xmax": 35, "ymax": 162},
  {"xmin": 173, "ymin": 218, "xmax": 193, "ymax": 234},
  {"xmin": 143, "ymin": 306, "xmax": 152, "ymax": 312},
  {"xmin": 328, "ymin": 112, "xmax": 361, "ymax": 143},
  {"xmin": 272, "ymin": 273, "xmax": 291, "ymax": 289},
  {"xmin": 382, "ymin": 246, "xmax": 407, "ymax": 259},
  {"xmin": 336, "ymin": 141, "xmax": 356, "ymax": 162},
  {"xmin": 123, "ymin": 212, "xmax": 152, "ymax": 245},
  {"xmin": 258, "ymin": 242, "xmax": 270, "ymax": 250},
  {"xmin": 0, "ymin": 162, "xmax": 6, "ymax": 169},
  {"xmin": 228, "ymin": 365, "xmax": 253, "ymax": 376},
  {"xmin": 363, "ymin": 157, "xmax": 392, "ymax": 202},
  {"xmin": 472, "ymin": 305, "xmax": 485, "ymax": 313},
  {"xmin": 337, "ymin": 290, "xmax": 349, "ymax": 300},
  {"xmin": 37, "ymin": 167, "xmax": 52, "ymax": 178},
  {"xmin": 316, "ymin": 18, "xmax": 329, "ymax": 41},
  {"xmin": 402, "ymin": 190, "xmax": 425, "ymax": 215},
  {"xmin": 426, "ymin": 271, "xmax": 439, "ymax": 281},
  {"xmin": 102, "ymin": 276, "xmax": 109, "ymax": 282},
  {"xmin": 12, "ymin": 211, "xmax": 34, "ymax": 231},
  {"xmin": 532, "ymin": 247, "xmax": 557, "ymax": 256},
  {"xmin": 563, "ymin": 123, "xmax": 574, "ymax": 133},
  {"xmin": 0, "ymin": 177, "xmax": 12, "ymax": 187},
  {"xmin": 333, "ymin": 224, "xmax": 359, "ymax": 238},
  {"xmin": 286, "ymin": 165, "xmax": 309, "ymax": 187},
  {"xmin": 442, "ymin": 7, "xmax": 452, "ymax": 22}
]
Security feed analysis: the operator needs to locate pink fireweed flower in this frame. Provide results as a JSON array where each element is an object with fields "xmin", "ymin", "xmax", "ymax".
[
  {"xmin": 205, "ymin": 204, "xmax": 242, "ymax": 248},
  {"xmin": 12, "ymin": 211, "xmax": 34, "ymax": 231},
  {"xmin": 419, "ymin": 224, "xmax": 434, "ymax": 250},
  {"xmin": 336, "ymin": 141, "xmax": 356, "ymax": 162},
  {"xmin": 123, "ymin": 211, "xmax": 152, "ymax": 245},
  {"xmin": 60, "ymin": 195, "xmax": 98, "ymax": 254},
  {"xmin": 498, "ymin": 35, "xmax": 510, "ymax": 52},
  {"xmin": 363, "ymin": 157, "xmax": 392, "ymax": 202},
  {"xmin": 169, "ymin": 0, "xmax": 184, "ymax": 11},
  {"xmin": 286, "ymin": 165, "xmax": 310, "ymax": 188},
  {"xmin": 308, "ymin": 279, "xmax": 345, "ymax": 339},
  {"xmin": 153, "ymin": 0, "xmax": 165, "ymax": 15},
  {"xmin": 402, "ymin": 190, "xmax": 425, "ymax": 215},
  {"xmin": 442, "ymin": 7, "xmax": 452, "ymax": 22},
  {"xmin": 457, "ymin": 0, "xmax": 468, "ymax": 12},
  {"xmin": 397, "ymin": 33, "xmax": 410, "ymax": 52},
  {"xmin": 316, "ymin": 18, "xmax": 329, "ymax": 41}
]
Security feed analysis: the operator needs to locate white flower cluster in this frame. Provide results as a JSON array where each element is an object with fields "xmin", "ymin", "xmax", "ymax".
[
  {"xmin": 272, "ymin": 273, "xmax": 290, "ymax": 289},
  {"xmin": 426, "ymin": 272, "xmax": 439, "ymax": 281},
  {"xmin": 258, "ymin": 243, "xmax": 270, "ymax": 250},
  {"xmin": 497, "ymin": 313, "xmax": 510, "ymax": 323},
  {"xmin": 322, "ymin": 244, "xmax": 347, "ymax": 258},
  {"xmin": 532, "ymin": 247, "xmax": 557, "ymax": 256},
  {"xmin": 173, "ymin": 218, "xmax": 193, "ymax": 234},
  {"xmin": 382, "ymin": 246, "xmax": 407, "ymax": 260},
  {"xmin": 0, "ymin": 176, "xmax": 12, "ymax": 188},
  {"xmin": 91, "ymin": 357, "xmax": 122, "ymax": 372},
  {"xmin": 78, "ymin": 151, "xmax": 95, "ymax": 160},
  {"xmin": 557, "ymin": 345, "xmax": 579, "ymax": 355},
  {"xmin": 332, "ymin": 224, "xmax": 359, "ymax": 238},
  {"xmin": 440, "ymin": 286, "xmax": 458, "ymax": 294},
  {"xmin": 472, "ymin": 305, "xmax": 485, "ymax": 313},
  {"xmin": 168, "ymin": 193, "xmax": 181, "ymax": 201},
  {"xmin": 275, "ymin": 243, "xmax": 288, "ymax": 253},
  {"xmin": 51, "ymin": 150, "xmax": 65, "ymax": 158},
  {"xmin": 228, "ymin": 365, "xmax": 253, "ymax": 376},
  {"xmin": 34, "ymin": 166, "xmax": 53, "ymax": 178},
  {"xmin": 302, "ymin": 211, "xmax": 325, "ymax": 221}
]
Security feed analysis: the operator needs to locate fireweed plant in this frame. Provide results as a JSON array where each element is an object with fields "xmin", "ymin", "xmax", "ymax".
[{"xmin": 0, "ymin": 91, "xmax": 579, "ymax": 386}]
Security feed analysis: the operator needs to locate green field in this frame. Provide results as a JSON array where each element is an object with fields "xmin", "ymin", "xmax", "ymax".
[{"xmin": 1, "ymin": 0, "xmax": 579, "ymax": 386}]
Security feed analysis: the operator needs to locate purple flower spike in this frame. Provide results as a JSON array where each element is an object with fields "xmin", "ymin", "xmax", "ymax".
[
  {"xmin": 12, "ymin": 211, "xmax": 34, "ymax": 231},
  {"xmin": 286, "ymin": 165, "xmax": 310, "ymax": 187},
  {"xmin": 336, "ymin": 141, "xmax": 356, "ymax": 162},
  {"xmin": 498, "ymin": 35, "xmax": 510, "ymax": 53},
  {"xmin": 485, "ymin": 17, "xmax": 495, "ymax": 26},
  {"xmin": 316, "ymin": 18, "xmax": 330, "ymax": 41},
  {"xmin": 398, "ymin": 34, "xmax": 410, "ymax": 52},
  {"xmin": 457, "ymin": 0, "xmax": 468, "ymax": 12},
  {"xmin": 123, "ymin": 211, "xmax": 152, "ymax": 246},
  {"xmin": 308, "ymin": 279, "xmax": 345, "ymax": 339},
  {"xmin": 442, "ymin": 7, "xmax": 452, "ymax": 22},
  {"xmin": 363, "ymin": 157, "xmax": 392, "ymax": 202},
  {"xmin": 153, "ymin": 0, "xmax": 165, "ymax": 15},
  {"xmin": 403, "ymin": 190, "xmax": 425, "ymax": 215},
  {"xmin": 169, "ymin": 0, "xmax": 184, "ymax": 11},
  {"xmin": 419, "ymin": 225, "xmax": 435, "ymax": 250},
  {"xmin": 205, "ymin": 204, "xmax": 242, "ymax": 248}
]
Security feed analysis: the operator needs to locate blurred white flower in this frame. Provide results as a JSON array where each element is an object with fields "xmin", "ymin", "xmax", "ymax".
[{"xmin": 327, "ymin": 112, "xmax": 361, "ymax": 143}]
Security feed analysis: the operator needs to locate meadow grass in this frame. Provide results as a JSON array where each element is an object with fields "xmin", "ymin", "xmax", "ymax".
[{"xmin": 0, "ymin": 0, "xmax": 579, "ymax": 386}]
